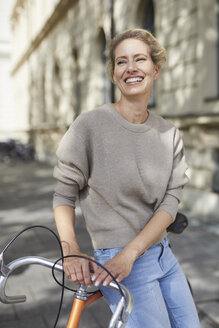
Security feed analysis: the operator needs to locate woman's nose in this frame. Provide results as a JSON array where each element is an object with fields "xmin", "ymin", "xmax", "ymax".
[{"xmin": 127, "ymin": 61, "xmax": 137, "ymax": 73}]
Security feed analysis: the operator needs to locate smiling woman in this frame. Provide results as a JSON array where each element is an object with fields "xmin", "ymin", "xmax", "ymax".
[
  {"xmin": 106, "ymin": 29, "xmax": 166, "ymax": 123},
  {"xmin": 106, "ymin": 29, "xmax": 166, "ymax": 82},
  {"xmin": 53, "ymin": 29, "xmax": 200, "ymax": 328},
  {"xmin": 112, "ymin": 39, "xmax": 160, "ymax": 112}
]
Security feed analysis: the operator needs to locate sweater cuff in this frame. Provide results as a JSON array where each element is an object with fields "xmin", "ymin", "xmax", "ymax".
[
  {"xmin": 155, "ymin": 193, "xmax": 179, "ymax": 221},
  {"xmin": 53, "ymin": 181, "xmax": 79, "ymax": 209}
]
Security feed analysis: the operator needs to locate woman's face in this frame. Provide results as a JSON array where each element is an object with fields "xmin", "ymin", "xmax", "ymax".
[{"xmin": 113, "ymin": 38, "xmax": 160, "ymax": 98}]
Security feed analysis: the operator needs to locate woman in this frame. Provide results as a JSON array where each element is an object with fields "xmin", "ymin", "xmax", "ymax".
[{"xmin": 53, "ymin": 29, "xmax": 200, "ymax": 327}]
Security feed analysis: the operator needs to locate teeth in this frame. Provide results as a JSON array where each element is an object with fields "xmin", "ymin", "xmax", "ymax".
[{"xmin": 125, "ymin": 77, "xmax": 143, "ymax": 83}]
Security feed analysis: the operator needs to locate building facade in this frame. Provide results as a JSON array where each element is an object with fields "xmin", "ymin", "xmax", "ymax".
[
  {"xmin": 0, "ymin": 0, "xmax": 15, "ymax": 140},
  {"xmin": 10, "ymin": 0, "xmax": 219, "ymax": 222}
]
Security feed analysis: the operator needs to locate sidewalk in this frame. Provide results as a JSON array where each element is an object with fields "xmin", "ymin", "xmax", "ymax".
[{"xmin": 0, "ymin": 161, "xmax": 218, "ymax": 328}]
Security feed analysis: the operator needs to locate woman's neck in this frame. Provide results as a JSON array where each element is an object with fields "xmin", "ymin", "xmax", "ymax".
[{"xmin": 113, "ymin": 97, "xmax": 149, "ymax": 124}]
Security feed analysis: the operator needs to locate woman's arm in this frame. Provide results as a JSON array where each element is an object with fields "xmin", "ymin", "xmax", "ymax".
[
  {"xmin": 92, "ymin": 210, "xmax": 172, "ymax": 286},
  {"xmin": 54, "ymin": 205, "xmax": 97, "ymax": 286}
]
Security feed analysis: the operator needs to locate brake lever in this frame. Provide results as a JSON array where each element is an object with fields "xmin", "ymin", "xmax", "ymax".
[
  {"xmin": 0, "ymin": 252, "xmax": 10, "ymax": 277},
  {"xmin": 0, "ymin": 252, "xmax": 27, "ymax": 303}
]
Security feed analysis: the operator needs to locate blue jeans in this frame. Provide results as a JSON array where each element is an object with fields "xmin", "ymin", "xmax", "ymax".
[{"xmin": 94, "ymin": 238, "xmax": 200, "ymax": 328}]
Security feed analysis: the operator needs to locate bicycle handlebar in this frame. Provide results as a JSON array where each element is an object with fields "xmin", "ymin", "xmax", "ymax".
[
  {"xmin": 0, "ymin": 253, "xmax": 63, "ymax": 303},
  {"xmin": 0, "ymin": 252, "xmax": 133, "ymax": 328}
]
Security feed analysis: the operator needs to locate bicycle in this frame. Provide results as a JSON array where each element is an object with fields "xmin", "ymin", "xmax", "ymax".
[{"xmin": 0, "ymin": 225, "xmax": 133, "ymax": 328}]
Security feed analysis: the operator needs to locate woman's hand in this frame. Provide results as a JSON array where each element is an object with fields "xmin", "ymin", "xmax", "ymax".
[
  {"xmin": 92, "ymin": 249, "xmax": 136, "ymax": 287},
  {"xmin": 62, "ymin": 244, "xmax": 98, "ymax": 286}
]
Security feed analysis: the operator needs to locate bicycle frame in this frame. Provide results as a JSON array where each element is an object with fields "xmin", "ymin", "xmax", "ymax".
[{"xmin": 0, "ymin": 252, "xmax": 133, "ymax": 328}]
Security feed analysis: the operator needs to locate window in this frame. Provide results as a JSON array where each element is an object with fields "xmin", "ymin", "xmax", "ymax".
[
  {"xmin": 212, "ymin": 150, "xmax": 219, "ymax": 193},
  {"xmin": 203, "ymin": 0, "xmax": 218, "ymax": 102},
  {"xmin": 53, "ymin": 58, "xmax": 62, "ymax": 113},
  {"xmin": 141, "ymin": 0, "xmax": 155, "ymax": 35},
  {"xmin": 72, "ymin": 48, "xmax": 81, "ymax": 118},
  {"xmin": 99, "ymin": 29, "xmax": 111, "ymax": 103},
  {"xmin": 138, "ymin": 0, "xmax": 156, "ymax": 107}
]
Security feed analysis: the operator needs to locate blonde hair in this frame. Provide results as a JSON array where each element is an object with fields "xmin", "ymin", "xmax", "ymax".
[{"xmin": 106, "ymin": 29, "xmax": 166, "ymax": 81}]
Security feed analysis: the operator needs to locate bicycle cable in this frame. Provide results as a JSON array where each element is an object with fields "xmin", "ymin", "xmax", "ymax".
[{"xmin": 1, "ymin": 225, "xmax": 125, "ymax": 327}]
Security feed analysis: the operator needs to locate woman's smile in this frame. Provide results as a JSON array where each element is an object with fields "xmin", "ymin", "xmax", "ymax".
[{"xmin": 124, "ymin": 76, "xmax": 144, "ymax": 84}]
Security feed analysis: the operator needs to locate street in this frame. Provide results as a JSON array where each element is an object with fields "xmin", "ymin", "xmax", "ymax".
[{"xmin": 0, "ymin": 161, "xmax": 218, "ymax": 328}]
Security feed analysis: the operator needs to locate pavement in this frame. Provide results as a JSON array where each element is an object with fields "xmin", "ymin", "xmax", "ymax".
[{"xmin": 0, "ymin": 161, "xmax": 218, "ymax": 328}]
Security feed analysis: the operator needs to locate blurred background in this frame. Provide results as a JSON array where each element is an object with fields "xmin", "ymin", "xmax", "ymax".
[
  {"xmin": 0, "ymin": 0, "xmax": 219, "ymax": 327},
  {"xmin": 1, "ymin": 0, "xmax": 219, "ymax": 223}
]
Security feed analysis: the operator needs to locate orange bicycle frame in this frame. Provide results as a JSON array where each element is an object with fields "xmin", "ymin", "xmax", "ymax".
[{"xmin": 67, "ymin": 290, "xmax": 103, "ymax": 328}]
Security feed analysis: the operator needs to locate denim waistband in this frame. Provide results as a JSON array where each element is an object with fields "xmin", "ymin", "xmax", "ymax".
[
  {"xmin": 150, "ymin": 237, "xmax": 169, "ymax": 249},
  {"xmin": 94, "ymin": 237, "xmax": 169, "ymax": 255}
]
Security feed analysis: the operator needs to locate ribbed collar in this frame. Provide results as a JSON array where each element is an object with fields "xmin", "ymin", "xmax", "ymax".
[{"xmin": 106, "ymin": 103, "xmax": 152, "ymax": 133}]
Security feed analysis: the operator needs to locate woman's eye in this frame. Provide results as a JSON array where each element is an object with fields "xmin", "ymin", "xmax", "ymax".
[
  {"xmin": 136, "ymin": 58, "xmax": 145, "ymax": 62},
  {"xmin": 117, "ymin": 60, "xmax": 126, "ymax": 65}
]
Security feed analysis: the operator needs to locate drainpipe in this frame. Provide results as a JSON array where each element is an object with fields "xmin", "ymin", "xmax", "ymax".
[
  {"xmin": 205, "ymin": 0, "xmax": 219, "ymax": 102},
  {"xmin": 110, "ymin": 0, "xmax": 115, "ymax": 103},
  {"xmin": 217, "ymin": 0, "xmax": 219, "ymax": 97}
]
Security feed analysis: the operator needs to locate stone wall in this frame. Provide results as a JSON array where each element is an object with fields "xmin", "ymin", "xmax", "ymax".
[{"xmin": 153, "ymin": 0, "xmax": 219, "ymax": 221}]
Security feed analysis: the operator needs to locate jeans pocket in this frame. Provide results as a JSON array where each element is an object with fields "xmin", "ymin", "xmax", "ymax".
[
  {"xmin": 94, "ymin": 248, "xmax": 123, "ymax": 266},
  {"xmin": 94, "ymin": 250, "xmax": 111, "ymax": 266},
  {"xmin": 138, "ymin": 250, "xmax": 148, "ymax": 259}
]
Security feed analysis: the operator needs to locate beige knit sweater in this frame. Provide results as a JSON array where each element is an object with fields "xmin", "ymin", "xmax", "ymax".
[{"xmin": 53, "ymin": 103, "xmax": 188, "ymax": 249}]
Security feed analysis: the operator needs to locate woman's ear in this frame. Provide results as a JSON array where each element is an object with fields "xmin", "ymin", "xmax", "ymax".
[
  {"xmin": 154, "ymin": 65, "xmax": 160, "ymax": 80},
  {"xmin": 112, "ymin": 73, "xmax": 116, "ymax": 85}
]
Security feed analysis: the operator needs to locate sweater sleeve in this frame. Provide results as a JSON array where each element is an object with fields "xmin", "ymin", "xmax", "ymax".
[
  {"xmin": 155, "ymin": 128, "xmax": 189, "ymax": 220},
  {"xmin": 53, "ymin": 120, "xmax": 89, "ymax": 209}
]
